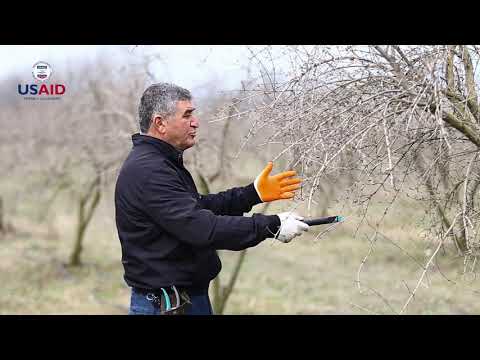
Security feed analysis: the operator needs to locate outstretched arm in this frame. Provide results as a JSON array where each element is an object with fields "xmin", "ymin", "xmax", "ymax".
[
  {"xmin": 198, "ymin": 162, "xmax": 302, "ymax": 216},
  {"xmin": 145, "ymin": 165, "xmax": 280, "ymax": 251},
  {"xmin": 198, "ymin": 183, "xmax": 261, "ymax": 216}
]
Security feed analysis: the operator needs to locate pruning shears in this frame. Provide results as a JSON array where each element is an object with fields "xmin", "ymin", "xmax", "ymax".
[{"xmin": 303, "ymin": 215, "xmax": 345, "ymax": 226}]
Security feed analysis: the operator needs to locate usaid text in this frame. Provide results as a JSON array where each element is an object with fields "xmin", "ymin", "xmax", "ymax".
[{"xmin": 18, "ymin": 84, "xmax": 66, "ymax": 96}]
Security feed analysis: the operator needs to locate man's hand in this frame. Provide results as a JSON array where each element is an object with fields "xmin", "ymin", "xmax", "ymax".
[
  {"xmin": 254, "ymin": 162, "xmax": 302, "ymax": 202},
  {"xmin": 275, "ymin": 212, "xmax": 309, "ymax": 243}
]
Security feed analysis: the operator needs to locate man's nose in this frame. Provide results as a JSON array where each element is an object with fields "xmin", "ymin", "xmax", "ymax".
[{"xmin": 191, "ymin": 116, "xmax": 199, "ymax": 128}]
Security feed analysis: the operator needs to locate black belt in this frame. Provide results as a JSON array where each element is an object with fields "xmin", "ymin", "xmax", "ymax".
[{"xmin": 133, "ymin": 285, "xmax": 207, "ymax": 297}]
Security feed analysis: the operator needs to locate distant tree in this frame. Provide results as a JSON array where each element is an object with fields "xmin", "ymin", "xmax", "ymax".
[{"xmin": 6, "ymin": 55, "xmax": 148, "ymax": 266}]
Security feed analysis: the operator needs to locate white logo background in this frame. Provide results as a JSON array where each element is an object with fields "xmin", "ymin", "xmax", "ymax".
[{"xmin": 32, "ymin": 61, "xmax": 52, "ymax": 82}]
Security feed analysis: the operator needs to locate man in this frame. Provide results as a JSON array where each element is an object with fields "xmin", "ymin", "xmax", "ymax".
[{"xmin": 115, "ymin": 83, "xmax": 309, "ymax": 315}]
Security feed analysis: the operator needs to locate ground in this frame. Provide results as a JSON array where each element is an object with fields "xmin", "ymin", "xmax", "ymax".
[{"xmin": 1, "ymin": 180, "xmax": 479, "ymax": 315}]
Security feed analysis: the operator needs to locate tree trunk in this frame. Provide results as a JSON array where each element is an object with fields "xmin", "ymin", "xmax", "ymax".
[
  {"xmin": 197, "ymin": 170, "xmax": 269, "ymax": 314},
  {"xmin": 211, "ymin": 202, "xmax": 271, "ymax": 314},
  {"xmin": 414, "ymin": 154, "xmax": 468, "ymax": 254},
  {"xmin": 214, "ymin": 249, "xmax": 248, "ymax": 314},
  {"xmin": 68, "ymin": 179, "xmax": 101, "ymax": 266},
  {"xmin": 0, "ymin": 196, "xmax": 4, "ymax": 233}
]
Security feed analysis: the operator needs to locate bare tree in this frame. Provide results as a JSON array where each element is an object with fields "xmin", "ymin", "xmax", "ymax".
[
  {"xmin": 65, "ymin": 58, "xmax": 146, "ymax": 266},
  {"xmin": 218, "ymin": 45, "xmax": 480, "ymax": 313},
  {"xmin": 8, "ymin": 55, "xmax": 147, "ymax": 266}
]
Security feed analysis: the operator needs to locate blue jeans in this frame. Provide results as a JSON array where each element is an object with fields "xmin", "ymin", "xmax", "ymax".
[{"xmin": 128, "ymin": 287, "xmax": 214, "ymax": 315}]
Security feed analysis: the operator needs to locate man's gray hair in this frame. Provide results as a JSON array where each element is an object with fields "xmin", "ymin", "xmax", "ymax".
[{"xmin": 138, "ymin": 83, "xmax": 192, "ymax": 133}]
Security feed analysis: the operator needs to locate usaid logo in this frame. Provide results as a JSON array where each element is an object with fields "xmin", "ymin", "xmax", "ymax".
[
  {"xmin": 32, "ymin": 61, "xmax": 52, "ymax": 81},
  {"xmin": 18, "ymin": 61, "xmax": 66, "ymax": 99}
]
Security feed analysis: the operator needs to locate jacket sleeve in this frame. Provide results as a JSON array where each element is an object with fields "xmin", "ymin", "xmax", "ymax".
[
  {"xmin": 198, "ymin": 183, "xmax": 263, "ymax": 215},
  {"xmin": 143, "ymin": 165, "xmax": 280, "ymax": 251}
]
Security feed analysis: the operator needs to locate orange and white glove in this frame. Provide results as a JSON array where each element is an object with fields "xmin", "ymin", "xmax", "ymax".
[{"xmin": 253, "ymin": 162, "xmax": 302, "ymax": 202}]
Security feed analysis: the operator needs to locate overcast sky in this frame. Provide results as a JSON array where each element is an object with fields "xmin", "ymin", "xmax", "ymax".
[{"xmin": 0, "ymin": 45, "xmax": 260, "ymax": 95}]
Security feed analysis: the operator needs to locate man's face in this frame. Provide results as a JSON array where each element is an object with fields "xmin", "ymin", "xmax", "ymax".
[{"xmin": 161, "ymin": 100, "xmax": 199, "ymax": 151}]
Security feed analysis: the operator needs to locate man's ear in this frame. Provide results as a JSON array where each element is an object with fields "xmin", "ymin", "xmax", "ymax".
[{"xmin": 152, "ymin": 115, "xmax": 167, "ymax": 134}]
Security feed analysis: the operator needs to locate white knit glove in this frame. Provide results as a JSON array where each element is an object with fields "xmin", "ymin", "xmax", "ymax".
[{"xmin": 275, "ymin": 212, "xmax": 309, "ymax": 243}]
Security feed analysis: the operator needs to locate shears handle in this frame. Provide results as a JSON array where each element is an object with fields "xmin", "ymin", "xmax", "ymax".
[{"xmin": 303, "ymin": 216, "xmax": 344, "ymax": 226}]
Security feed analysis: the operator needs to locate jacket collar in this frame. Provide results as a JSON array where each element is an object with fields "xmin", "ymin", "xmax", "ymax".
[{"xmin": 132, "ymin": 133, "xmax": 184, "ymax": 166}]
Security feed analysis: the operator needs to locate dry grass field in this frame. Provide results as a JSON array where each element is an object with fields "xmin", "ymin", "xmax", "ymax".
[{"xmin": 2, "ymin": 170, "xmax": 479, "ymax": 315}]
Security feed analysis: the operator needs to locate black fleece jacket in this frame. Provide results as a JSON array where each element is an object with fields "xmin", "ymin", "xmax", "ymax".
[{"xmin": 114, "ymin": 134, "xmax": 281, "ymax": 291}]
